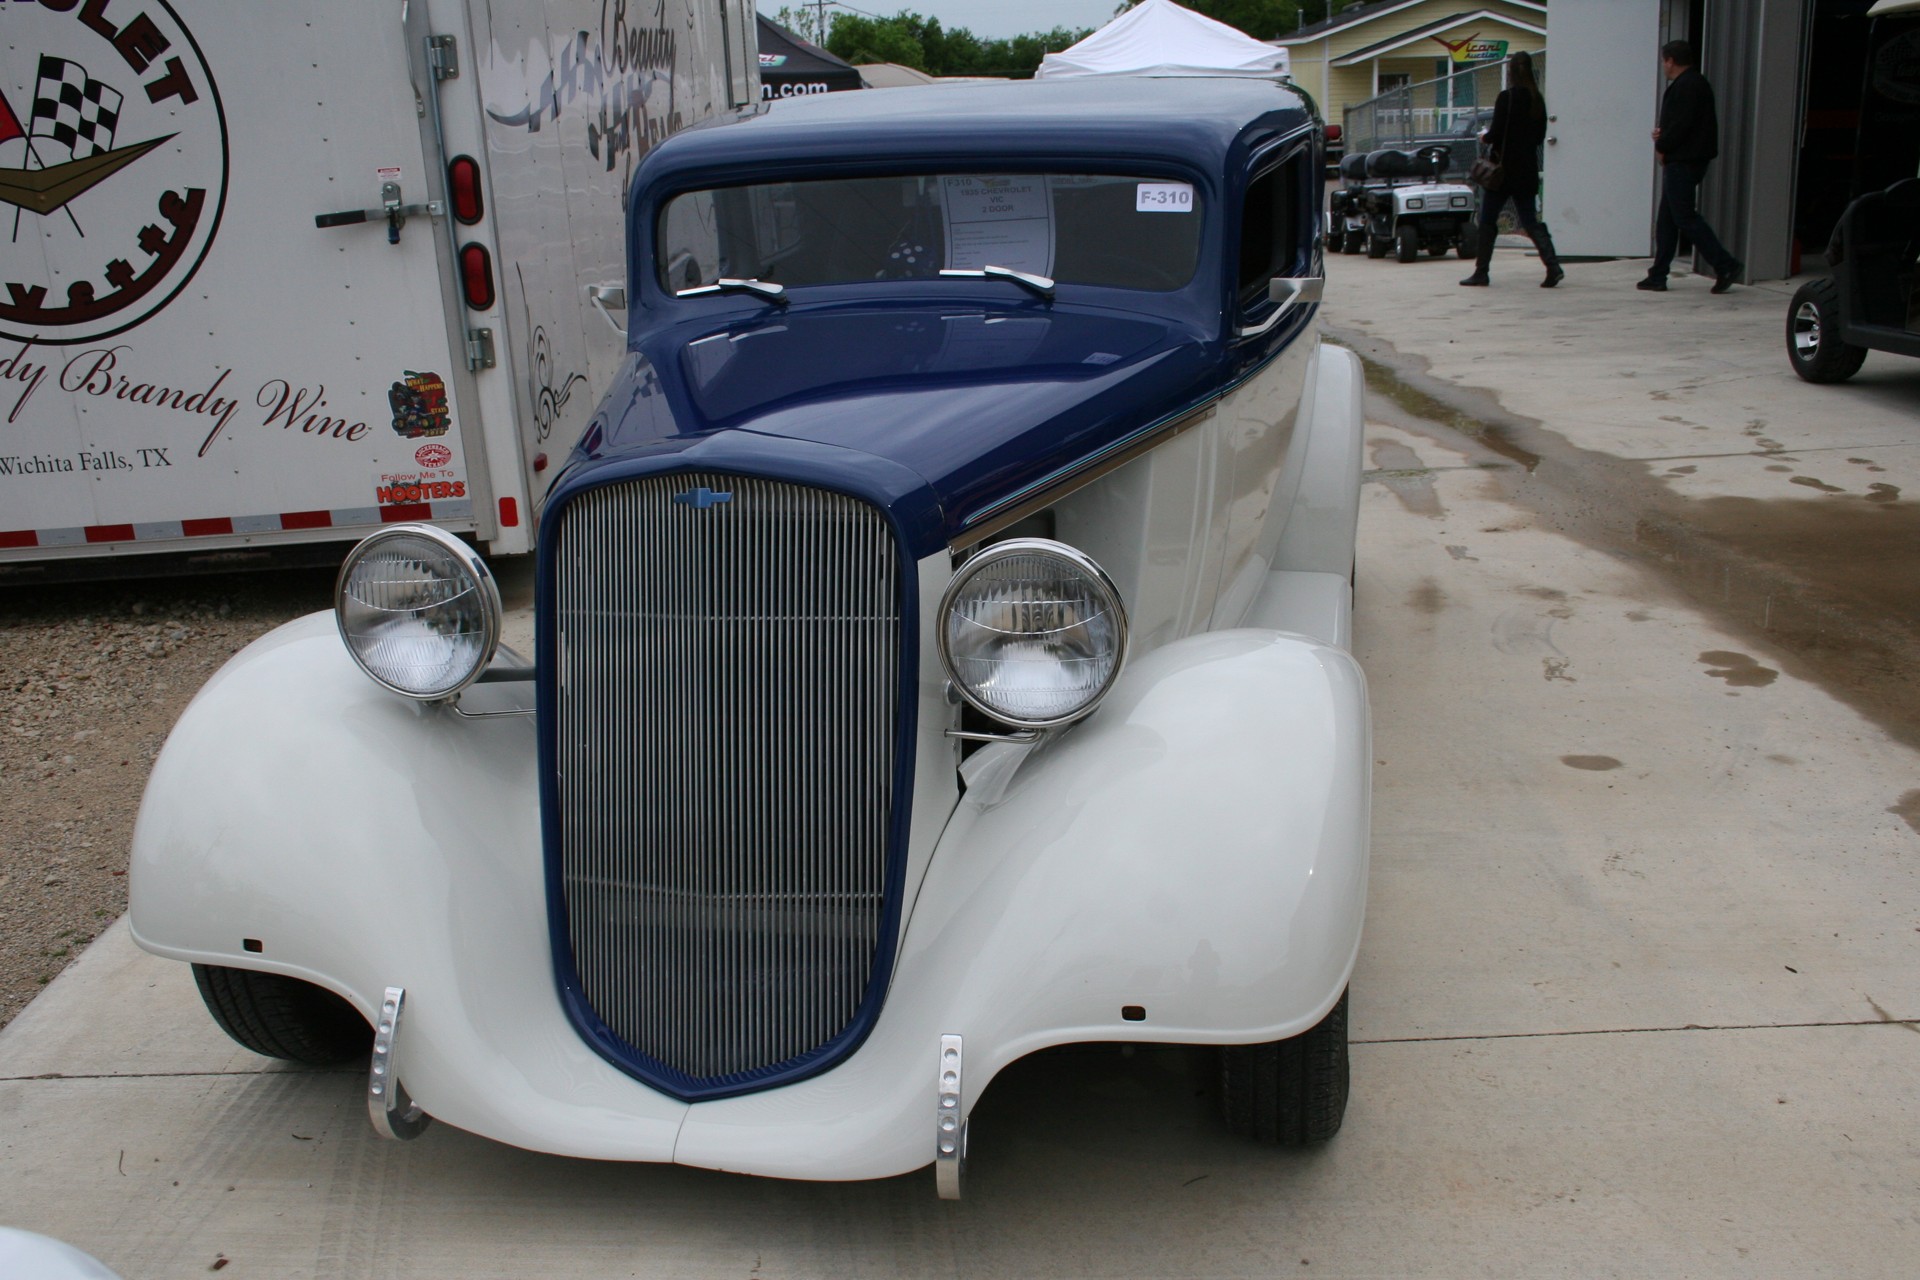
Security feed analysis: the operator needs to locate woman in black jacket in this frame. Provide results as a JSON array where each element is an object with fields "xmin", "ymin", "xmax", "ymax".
[{"xmin": 1460, "ymin": 51, "xmax": 1564, "ymax": 288}]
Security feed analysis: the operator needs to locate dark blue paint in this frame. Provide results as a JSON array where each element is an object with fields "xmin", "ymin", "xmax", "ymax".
[{"xmin": 538, "ymin": 78, "xmax": 1324, "ymax": 1102}]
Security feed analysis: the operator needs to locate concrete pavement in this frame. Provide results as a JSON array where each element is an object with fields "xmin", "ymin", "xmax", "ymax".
[{"xmin": 3, "ymin": 251, "xmax": 1918, "ymax": 1277}]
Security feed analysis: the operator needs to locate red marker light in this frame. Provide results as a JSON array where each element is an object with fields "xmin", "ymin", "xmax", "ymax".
[
  {"xmin": 459, "ymin": 242, "xmax": 495, "ymax": 310},
  {"xmin": 498, "ymin": 496, "xmax": 519, "ymax": 527},
  {"xmin": 448, "ymin": 155, "xmax": 484, "ymax": 225},
  {"xmin": 1325, "ymin": 124, "xmax": 1342, "ymax": 141}
]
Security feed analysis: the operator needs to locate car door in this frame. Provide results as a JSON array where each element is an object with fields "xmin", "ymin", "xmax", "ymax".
[{"xmin": 1211, "ymin": 137, "xmax": 1321, "ymax": 628}]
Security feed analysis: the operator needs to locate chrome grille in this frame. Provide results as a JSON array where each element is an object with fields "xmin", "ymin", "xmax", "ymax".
[{"xmin": 552, "ymin": 473, "xmax": 902, "ymax": 1085}]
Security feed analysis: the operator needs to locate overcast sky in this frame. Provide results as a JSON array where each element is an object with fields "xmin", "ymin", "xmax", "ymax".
[{"xmin": 760, "ymin": 0, "xmax": 1127, "ymax": 42}]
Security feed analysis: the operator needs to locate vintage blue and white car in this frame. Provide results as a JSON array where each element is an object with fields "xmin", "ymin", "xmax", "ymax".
[{"xmin": 131, "ymin": 77, "xmax": 1370, "ymax": 1197}]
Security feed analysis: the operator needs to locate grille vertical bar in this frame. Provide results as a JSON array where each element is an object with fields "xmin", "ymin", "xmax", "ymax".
[{"xmin": 553, "ymin": 474, "xmax": 902, "ymax": 1085}]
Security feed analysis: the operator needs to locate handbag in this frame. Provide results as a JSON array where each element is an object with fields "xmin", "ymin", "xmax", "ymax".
[{"xmin": 1468, "ymin": 91, "xmax": 1516, "ymax": 192}]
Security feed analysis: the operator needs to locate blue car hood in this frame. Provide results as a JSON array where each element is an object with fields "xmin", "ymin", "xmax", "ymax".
[{"xmin": 574, "ymin": 302, "xmax": 1220, "ymax": 556}]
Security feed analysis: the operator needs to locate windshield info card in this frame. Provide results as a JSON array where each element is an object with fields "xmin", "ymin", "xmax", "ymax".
[{"xmin": 941, "ymin": 176, "xmax": 1055, "ymax": 276}]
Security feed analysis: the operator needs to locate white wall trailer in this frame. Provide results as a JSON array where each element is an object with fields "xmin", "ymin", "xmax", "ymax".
[{"xmin": 0, "ymin": 0, "xmax": 758, "ymax": 573}]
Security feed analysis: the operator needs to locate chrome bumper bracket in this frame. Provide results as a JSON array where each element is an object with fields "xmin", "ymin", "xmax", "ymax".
[
  {"xmin": 368, "ymin": 985, "xmax": 431, "ymax": 1141},
  {"xmin": 936, "ymin": 1034, "xmax": 966, "ymax": 1200}
]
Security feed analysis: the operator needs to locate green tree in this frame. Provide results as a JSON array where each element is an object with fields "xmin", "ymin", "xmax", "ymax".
[
  {"xmin": 824, "ymin": 11, "xmax": 1090, "ymax": 78},
  {"xmin": 771, "ymin": 5, "xmax": 829, "ymax": 45}
]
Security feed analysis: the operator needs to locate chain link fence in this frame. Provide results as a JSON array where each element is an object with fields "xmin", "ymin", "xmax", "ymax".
[{"xmin": 1342, "ymin": 53, "xmax": 1547, "ymax": 180}]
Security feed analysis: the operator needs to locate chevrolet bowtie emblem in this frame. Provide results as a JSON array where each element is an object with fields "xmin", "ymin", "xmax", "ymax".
[{"xmin": 672, "ymin": 486, "xmax": 732, "ymax": 510}]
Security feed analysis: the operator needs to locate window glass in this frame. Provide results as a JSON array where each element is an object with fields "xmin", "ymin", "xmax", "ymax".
[
  {"xmin": 658, "ymin": 174, "xmax": 1204, "ymax": 293},
  {"xmin": 1237, "ymin": 155, "xmax": 1303, "ymax": 310}
]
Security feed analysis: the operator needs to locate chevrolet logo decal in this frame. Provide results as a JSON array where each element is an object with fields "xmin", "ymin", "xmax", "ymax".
[{"xmin": 672, "ymin": 486, "xmax": 732, "ymax": 510}]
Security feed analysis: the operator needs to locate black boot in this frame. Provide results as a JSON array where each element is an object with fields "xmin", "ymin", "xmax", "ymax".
[
  {"xmin": 1459, "ymin": 227, "xmax": 1494, "ymax": 286},
  {"xmin": 1532, "ymin": 222, "xmax": 1565, "ymax": 288}
]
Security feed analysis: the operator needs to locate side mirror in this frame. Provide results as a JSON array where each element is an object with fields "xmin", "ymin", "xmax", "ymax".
[
  {"xmin": 1235, "ymin": 276, "xmax": 1325, "ymax": 340},
  {"xmin": 586, "ymin": 282, "xmax": 627, "ymax": 337}
]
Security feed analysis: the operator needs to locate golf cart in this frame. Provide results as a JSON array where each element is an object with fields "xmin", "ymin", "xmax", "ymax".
[
  {"xmin": 1327, "ymin": 146, "xmax": 1479, "ymax": 263},
  {"xmin": 1786, "ymin": 177, "xmax": 1920, "ymax": 383}
]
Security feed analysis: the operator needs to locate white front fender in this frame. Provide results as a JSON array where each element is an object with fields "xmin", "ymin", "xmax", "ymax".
[
  {"xmin": 131, "ymin": 617, "xmax": 1367, "ymax": 1181},
  {"xmin": 128, "ymin": 614, "xmax": 689, "ymax": 1158}
]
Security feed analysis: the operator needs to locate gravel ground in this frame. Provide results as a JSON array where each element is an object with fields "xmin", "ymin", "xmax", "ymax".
[{"xmin": 0, "ymin": 567, "xmax": 335, "ymax": 1031}]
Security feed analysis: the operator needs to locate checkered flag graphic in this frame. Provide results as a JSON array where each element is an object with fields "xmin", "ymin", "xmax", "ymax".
[{"xmin": 29, "ymin": 56, "xmax": 122, "ymax": 161}]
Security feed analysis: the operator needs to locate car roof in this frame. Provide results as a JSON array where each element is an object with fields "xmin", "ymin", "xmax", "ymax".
[{"xmin": 646, "ymin": 77, "xmax": 1315, "ymax": 182}]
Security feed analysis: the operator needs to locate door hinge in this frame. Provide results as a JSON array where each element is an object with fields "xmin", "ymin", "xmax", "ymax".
[
  {"xmin": 427, "ymin": 34, "xmax": 460, "ymax": 82},
  {"xmin": 465, "ymin": 327, "xmax": 495, "ymax": 371}
]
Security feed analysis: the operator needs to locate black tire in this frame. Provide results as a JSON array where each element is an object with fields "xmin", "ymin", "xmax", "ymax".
[
  {"xmin": 1457, "ymin": 222, "xmax": 1480, "ymax": 259},
  {"xmin": 1395, "ymin": 223, "xmax": 1420, "ymax": 263},
  {"xmin": 1219, "ymin": 988, "xmax": 1350, "ymax": 1145},
  {"xmin": 1342, "ymin": 229, "xmax": 1365, "ymax": 255},
  {"xmin": 1786, "ymin": 279, "xmax": 1868, "ymax": 384},
  {"xmin": 1365, "ymin": 234, "xmax": 1388, "ymax": 260},
  {"xmin": 192, "ymin": 963, "xmax": 372, "ymax": 1065}
]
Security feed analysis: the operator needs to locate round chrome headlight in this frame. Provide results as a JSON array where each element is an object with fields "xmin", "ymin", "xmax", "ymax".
[
  {"xmin": 335, "ymin": 524, "xmax": 500, "ymax": 700},
  {"xmin": 939, "ymin": 538, "xmax": 1128, "ymax": 729}
]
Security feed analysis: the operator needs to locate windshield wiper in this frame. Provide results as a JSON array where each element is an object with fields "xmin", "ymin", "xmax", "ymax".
[
  {"xmin": 676, "ymin": 277, "xmax": 789, "ymax": 305},
  {"xmin": 938, "ymin": 264, "xmax": 1055, "ymax": 300}
]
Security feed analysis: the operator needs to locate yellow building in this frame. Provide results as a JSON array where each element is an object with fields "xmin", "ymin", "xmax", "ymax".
[{"xmin": 1276, "ymin": 0, "xmax": 1547, "ymax": 128}]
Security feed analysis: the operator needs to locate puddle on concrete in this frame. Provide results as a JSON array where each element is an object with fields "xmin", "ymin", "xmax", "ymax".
[
  {"xmin": 1362, "ymin": 365, "xmax": 1542, "ymax": 472},
  {"xmin": 1888, "ymin": 790, "xmax": 1920, "ymax": 835},
  {"xmin": 1409, "ymin": 580, "xmax": 1447, "ymax": 614},
  {"xmin": 1368, "ymin": 440, "xmax": 1446, "ymax": 516},
  {"xmin": 1867, "ymin": 483, "xmax": 1900, "ymax": 503},
  {"xmin": 1562, "ymin": 755, "xmax": 1622, "ymax": 771},
  {"xmin": 1790, "ymin": 476, "xmax": 1846, "ymax": 494},
  {"xmin": 1700, "ymin": 650, "xmax": 1779, "ymax": 687},
  {"xmin": 1335, "ymin": 326, "xmax": 1920, "ymax": 751}
]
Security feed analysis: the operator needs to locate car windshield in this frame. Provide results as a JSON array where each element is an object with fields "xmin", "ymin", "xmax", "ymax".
[{"xmin": 659, "ymin": 173, "xmax": 1205, "ymax": 294}]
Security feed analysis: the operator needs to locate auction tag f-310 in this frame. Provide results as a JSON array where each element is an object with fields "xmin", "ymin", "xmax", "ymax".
[{"xmin": 1135, "ymin": 182, "xmax": 1195, "ymax": 213}]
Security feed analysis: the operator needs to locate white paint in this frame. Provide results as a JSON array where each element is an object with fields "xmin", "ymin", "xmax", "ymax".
[
  {"xmin": 1541, "ymin": 0, "xmax": 1664, "ymax": 257},
  {"xmin": 129, "ymin": 614, "xmax": 1368, "ymax": 1179},
  {"xmin": 0, "ymin": 0, "xmax": 752, "ymax": 565}
]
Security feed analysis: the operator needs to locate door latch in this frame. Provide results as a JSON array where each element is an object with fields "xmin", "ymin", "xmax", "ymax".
[{"xmin": 314, "ymin": 181, "xmax": 445, "ymax": 245}]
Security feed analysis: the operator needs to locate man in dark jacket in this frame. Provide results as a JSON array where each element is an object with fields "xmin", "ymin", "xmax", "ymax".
[{"xmin": 1640, "ymin": 40, "xmax": 1741, "ymax": 293}]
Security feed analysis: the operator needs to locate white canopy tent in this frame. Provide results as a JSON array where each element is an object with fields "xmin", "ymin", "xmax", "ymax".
[{"xmin": 1034, "ymin": 0, "xmax": 1290, "ymax": 80}]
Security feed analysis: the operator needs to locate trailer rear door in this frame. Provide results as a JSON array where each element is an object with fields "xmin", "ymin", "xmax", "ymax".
[{"xmin": 0, "ymin": 0, "xmax": 489, "ymax": 563}]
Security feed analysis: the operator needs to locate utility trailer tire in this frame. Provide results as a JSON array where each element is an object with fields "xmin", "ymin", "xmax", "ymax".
[
  {"xmin": 1457, "ymin": 222, "xmax": 1479, "ymax": 259},
  {"xmin": 1219, "ymin": 988, "xmax": 1350, "ymax": 1145},
  {"xmin": 192, "ymin": 964, "xmax": 372, "ymax": 1065},
  {"xmin": 1366, "ymin": 234, "xmax": 1389, "ymax": 259}
]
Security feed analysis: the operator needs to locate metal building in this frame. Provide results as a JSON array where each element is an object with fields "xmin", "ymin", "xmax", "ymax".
[{"xmin": 1544, "ymin": 0, "xmax": 1919, "ymax": 279}]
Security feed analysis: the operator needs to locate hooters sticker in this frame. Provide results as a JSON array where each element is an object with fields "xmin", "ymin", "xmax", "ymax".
[{"xmin": 0, "ymin": 0, "xmax": 229, "ymax": 346}]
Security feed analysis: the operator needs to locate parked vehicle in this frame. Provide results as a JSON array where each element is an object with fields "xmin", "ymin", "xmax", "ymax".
[
  {"xmin": 1786, "ymin": 177, "xmax": 1920, "ymax": 383},
  {"xmin": 131, "ymin": 77, "xmax": 1371, "ymax": 1198},
  {"xmin": 1328, "ymin": 147, "xmax": 1478, "ymax": 262},
  {"xmin": 0, "ymin": 0, "xmax": 758, "ymax": 572},
  {"xmin": 1324, "ymin": 121, "xmax": 1345, "ymax": 175}
]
